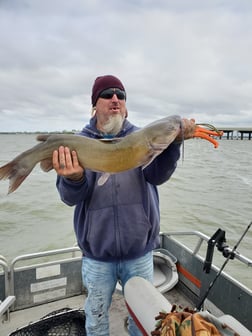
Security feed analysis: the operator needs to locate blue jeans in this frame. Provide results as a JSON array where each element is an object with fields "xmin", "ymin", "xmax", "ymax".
[{"xmin": 82, "ymin": 252, "xmax": 153, "ymax": 336}]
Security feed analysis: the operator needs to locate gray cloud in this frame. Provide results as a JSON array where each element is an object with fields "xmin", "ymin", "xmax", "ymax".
[{"xmin": 0, "ymin": 0, "xmax": 252, "ymax": 131}]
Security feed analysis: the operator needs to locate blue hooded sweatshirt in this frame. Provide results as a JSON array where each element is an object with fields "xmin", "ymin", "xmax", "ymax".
[{"xmin": 56, "ymin": 117, "xmax": 181, "ymax": 261}]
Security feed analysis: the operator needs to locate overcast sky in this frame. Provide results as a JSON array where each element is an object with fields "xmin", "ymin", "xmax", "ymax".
[{"xmin": 0, "ymin": 0, "xmax": 252, "ymax": 132}]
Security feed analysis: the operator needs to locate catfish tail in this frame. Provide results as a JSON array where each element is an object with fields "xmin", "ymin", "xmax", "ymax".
[
  {"xmin": 0, "ymin": 159, "xmax": 34, "ymax": 194},
  {"xmin": 0, "ymin": 134, "xmax": 52, "ymax": 194}
]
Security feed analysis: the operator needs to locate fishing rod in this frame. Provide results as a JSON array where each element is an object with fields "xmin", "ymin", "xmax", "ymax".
[{"xmin": 196, "ymin": 221, "xmax": 252, "ymax": 311}]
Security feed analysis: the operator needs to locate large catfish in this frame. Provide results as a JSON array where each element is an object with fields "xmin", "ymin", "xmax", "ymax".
[{"xmin": 0, "ymin": 115, "xmax": 183, "ymax": 193}]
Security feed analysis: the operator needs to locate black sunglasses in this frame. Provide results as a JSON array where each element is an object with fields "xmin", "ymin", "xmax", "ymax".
[{"xmin": 99, "ymin": 88, "xmax": 126, "ymax": 100}]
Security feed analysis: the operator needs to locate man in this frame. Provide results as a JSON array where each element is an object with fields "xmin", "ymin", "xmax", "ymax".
[{"xmin": 53, "ymin": 75, "xmax": 195, "ymax": 335}]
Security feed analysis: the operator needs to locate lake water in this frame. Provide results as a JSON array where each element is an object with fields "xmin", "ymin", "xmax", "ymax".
[{"xmin": 0, "ymin": 134, "xmax": 251, "ymax": 288}]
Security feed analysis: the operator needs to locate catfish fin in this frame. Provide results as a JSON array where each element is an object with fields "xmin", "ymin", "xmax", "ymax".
[
  {"xmin": 37, "ymin": 134, "xmax": 51, "ymax": 142},
  {"xmin": 40, "ymin": 158, "xmax": 53, "ymax": 172},
  {"xmin": 97, "ymin": 172, "xmax": 111, "ymax": 186},
  {"xmin": 142, "ymin": 143, "xmax": 171, "ymax": 170},
  {"xmin": 0, "ymin": 160, "xmax": 32, "ymax": 194}
]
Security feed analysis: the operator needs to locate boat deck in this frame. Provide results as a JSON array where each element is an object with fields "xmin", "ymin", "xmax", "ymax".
[
  {"xmin": 1, "ymin": 230, "xmax": 251, "ymax": 335},
  {"xmin": 1, "ymin": 286, "xmax": 192, "ymax": 335}
]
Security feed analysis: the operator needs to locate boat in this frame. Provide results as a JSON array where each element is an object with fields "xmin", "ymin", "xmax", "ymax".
[{"xmin": 1, "ymin": 229, "xmax": 251, "ymax": 335}]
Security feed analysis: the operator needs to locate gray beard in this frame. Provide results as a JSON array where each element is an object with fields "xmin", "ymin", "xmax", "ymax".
[{"xmin": 102, "ymin": 114, "xmax": 124, "ymax": 135}]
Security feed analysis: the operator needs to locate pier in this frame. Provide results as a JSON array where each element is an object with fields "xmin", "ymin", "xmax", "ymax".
[{"xmin": 219, "ymin": 127, "xmax": 252, "ymax": 140}]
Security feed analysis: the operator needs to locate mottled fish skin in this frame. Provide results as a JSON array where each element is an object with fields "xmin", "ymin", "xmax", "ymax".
[{"xmin": 0, "ymin": 115, "xmax": 181, "ymax": 193}]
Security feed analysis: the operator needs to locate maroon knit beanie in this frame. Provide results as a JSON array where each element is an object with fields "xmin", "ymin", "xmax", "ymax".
[{"xmin": 91, "ymin": 75, "xmax": 126, "ymax": 106}]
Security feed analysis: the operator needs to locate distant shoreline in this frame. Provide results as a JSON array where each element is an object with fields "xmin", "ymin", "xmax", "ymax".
[{"xmin": 0, "ymin": 131, "xmax": 79, "ymax": 134}]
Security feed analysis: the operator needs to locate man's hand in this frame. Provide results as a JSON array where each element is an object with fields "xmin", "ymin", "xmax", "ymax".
[
  {"xmin": 176, "ymin": 118, "xmax": 197, "ymax": 141},
  {"xmin": 53, "ymin": 146, "xmax": 84, "ymax": 181}
]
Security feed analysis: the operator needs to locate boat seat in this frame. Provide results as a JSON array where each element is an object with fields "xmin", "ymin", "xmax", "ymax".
[
  {"xmin": 125, "ymin": 277, "xmax": 252, "ymax": 336},
  {"xmin": 116, "ymin": 249, "xmax": 178, "ymax": 294},
  {"xmin": 219, "ymin": 314, "xmax": 251, "ymax": 336},
  {"xmin": 0, "ymin": 295, "xmax": 16, "ymax": 319},
  {"xmin": 153, "ymin": 250, "xmax": 178, "ymax": 293},
  {"xmin": 125, "ymin": 276, "xmax": 172, "ymax": 335}
]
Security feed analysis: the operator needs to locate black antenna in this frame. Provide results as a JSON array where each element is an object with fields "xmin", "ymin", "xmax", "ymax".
[{"xmin": 196, "ymin": 221, "xmax": 252, "ymax": 311}]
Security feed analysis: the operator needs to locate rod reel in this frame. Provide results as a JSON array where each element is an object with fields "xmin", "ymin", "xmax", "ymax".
[{"xmin": 197, "ymin": 221, "xmax": 251, "ymax": 311}]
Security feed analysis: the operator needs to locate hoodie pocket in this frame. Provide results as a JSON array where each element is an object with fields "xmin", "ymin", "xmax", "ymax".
[
  {"xmin": 117, "ymin": 203, "xmax": 152, "ymax": 256},
  {"xmin": 86, "ymin": 203, "xmax": 152, "ymax": 259},
  {"xmin": 86, "ymin": 206, "xmax": 116, "ymax": 259}
]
